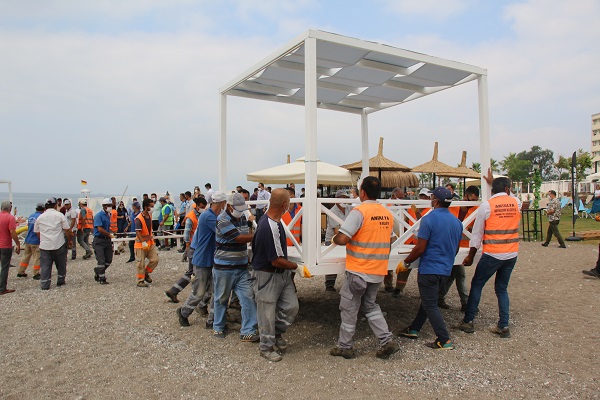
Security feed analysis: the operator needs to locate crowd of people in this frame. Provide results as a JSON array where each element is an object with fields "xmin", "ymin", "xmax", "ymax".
[{"xmin": 0, "ymin": 172, "xmax": 567, "ymax": 361}]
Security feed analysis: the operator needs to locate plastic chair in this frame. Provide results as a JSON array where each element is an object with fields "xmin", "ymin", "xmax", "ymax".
[{"xmin": 578, "ymin": 200, "xmax": 594, "ymax": 218}]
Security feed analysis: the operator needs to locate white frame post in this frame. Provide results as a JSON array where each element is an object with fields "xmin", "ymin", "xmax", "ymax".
[
  {"xmin": 304, "ymin": 36, "xmax": 318, "ymax": 268},
  {"xmin": 219, "ymin": 94, "xmax": 227, "ymax": 192},
  {"xmin": 360, "ymin": 111, "xmax": 370, "ymax": 191},
  {"xmin": 478, "ymin": 74, "xmax": 491, "ymax": 200}
]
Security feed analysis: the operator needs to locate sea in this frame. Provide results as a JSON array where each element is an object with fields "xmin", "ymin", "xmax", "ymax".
[{"xmin": 0, "ymin": 192, "xmax": 183, "ymax": 218}]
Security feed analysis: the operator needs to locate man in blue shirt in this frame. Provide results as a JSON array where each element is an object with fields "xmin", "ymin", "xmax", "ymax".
[
  {"xmin": 176, "ymin": 191, "xmax": 227, "ymax": 327},
  {"xmin": 398, "ymin": 187, "xmax": 462, "ymax": 350},
  {"xmin": 92, "ymin": 198, "xmax": 114, "ymax": 284},
  {"xmin": 17, "ymin": 203, "xmax": 44, "ymax": 279},
  {"xmin": 126, "ymin": 201, "xmax": 141, "ymax": 263}
]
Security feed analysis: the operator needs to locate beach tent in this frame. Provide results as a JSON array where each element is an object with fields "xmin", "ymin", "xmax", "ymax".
[{"xmin": 247, "ymin": 157, "xmax": 358, "ymax": 185}]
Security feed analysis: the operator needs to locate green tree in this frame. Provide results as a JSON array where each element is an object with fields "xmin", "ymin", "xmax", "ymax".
[
  {"xmin": 471, "ymin": 162, "xmax": 481, "ymax": 173},
  {"xmin": 575, "ymin": 149, "xmax": 592, "ymax": 182},
  {"xmin": 490, "ymin": 159, "xmax": 500, "ymax": 174},
  {"xmin": 500, "ymin": 153, "xmax": 531, "ymax": 183},
  {"xmin": 555, "ymin": 155, "xmax": 570, "ymax": 180},
  {"xmin": 516, "ymin": 146, "xmax": 555, "ymax": 180}
]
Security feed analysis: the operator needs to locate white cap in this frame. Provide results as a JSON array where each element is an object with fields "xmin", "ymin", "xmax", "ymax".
[
  {"xmin": 419, "ymin": 188, "xmax": 430, "ymax": 196},
  {"xmin": 210, "ymin": 191, "xmax": 227, "ymax": 203},
  {"xmin": 102, "ymin": 198, "xmax": 112, "ymax": 205}
]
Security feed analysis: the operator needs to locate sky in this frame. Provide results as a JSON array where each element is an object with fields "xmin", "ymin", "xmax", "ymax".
[{"xmin": 1, "ymin": 0, "xmax": 599, "ymax": 196}]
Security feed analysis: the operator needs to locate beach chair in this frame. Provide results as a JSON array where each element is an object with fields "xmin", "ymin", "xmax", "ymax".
[
  {"xmin": 560, "ymin": 197, "xmax": 571, "ymax": 209},
  {"xmin": 578, "ymin": 200, "xmax": 594, "ymax": 218}
]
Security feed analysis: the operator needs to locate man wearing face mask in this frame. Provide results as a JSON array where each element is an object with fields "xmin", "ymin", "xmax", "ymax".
[
  {"xmin": 150, "ymin": 193, "xmax": 161, "ymax": 237},
  {"xmin": 92, "ymin": 198, "xmax": 114, "ymax": 284},
  {"xmin": 212, "ymin": 193, "xmax": 258, "ymax": 341},
  {"xmin": 176, "ymin": 191, "xmax": 227, "ymax": 327},
  {"xmin": 134, "ymin": 198, "xmax": 159, "ymax": 287},
  {"xmin": 324, "ymin": 190, "xmax": 352, "ymax": 291}
]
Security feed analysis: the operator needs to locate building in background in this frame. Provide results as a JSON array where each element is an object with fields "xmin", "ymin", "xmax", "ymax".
[{"xmin": 591, "ymin": 112, "xmax": 600, "ymax": 173}]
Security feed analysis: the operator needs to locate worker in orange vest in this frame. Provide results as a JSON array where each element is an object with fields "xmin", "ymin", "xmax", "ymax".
[
  {"xmin": 330, "ymin": 176, "xmax": 399, "ymax": 360},
  {"xmin": 281, "ymin": 187, "xmax": 302, "ymax": 247},
  {"xmin": 134, "ymin": 198, "xmax": 159, "ymax": 287},
  {"xmin": 438, "ymin": 185, "xmax": 479, "ymax": 311},
  {"xmin": 392, "ymin": 188, "xmax": 431, "ymax": 298},
  {"xmin": 77, "ymin": 199, "xmax": 94, "ymax": 259},
  {"xmin": 458, "ymin": 170, "xmax": 521, "ymax": 338},
  {"xmin": 165, "ymin": 197, "xmax": 207, "ymax": 303}
]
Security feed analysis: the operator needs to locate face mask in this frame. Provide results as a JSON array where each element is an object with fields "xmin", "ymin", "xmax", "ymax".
[
  {"xmin": 105, "ymin": 206, "xmax": 112, "ymax": 213},
  {"xmin": 148, "ymin": 207, "xmax": 154, "ymax": 213},
  {"xmin": 231, "ymin": 209, "xmax": 243, "ymax": 219},
  {"xmin": 151, "ymin": 198, "xmax": 156, "ymax": 201}
]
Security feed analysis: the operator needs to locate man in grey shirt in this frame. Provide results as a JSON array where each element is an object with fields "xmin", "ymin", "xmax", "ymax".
[{"xmin": 324, "ymin": 190, "xmax": 352, "ymax": 291}]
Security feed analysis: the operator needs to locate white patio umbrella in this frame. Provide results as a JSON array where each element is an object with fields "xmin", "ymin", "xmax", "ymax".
[{"xmin": 247, "ymin": 157, "xmax": 359, "ymax": 185}]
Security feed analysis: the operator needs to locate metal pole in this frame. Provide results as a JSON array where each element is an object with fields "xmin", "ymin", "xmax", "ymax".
[
  {"xmin": 219, "ymin": 94, "xmax": 227, "ymax": 192},
  {"xmin": 478, "ymin": 75, "xmax": 491, "ymax": 200},
  {"xmin": 304, "ymin": 36, "xmax": 318, "ymax": 267}
]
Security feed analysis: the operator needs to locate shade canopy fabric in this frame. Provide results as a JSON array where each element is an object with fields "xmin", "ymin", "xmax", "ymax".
[
  {"xmin": 221, "ymin": 30, "xmax": 485, "ymax": 115},
  {"xmin": 247, "ymin": 157, "xmax": 358, "ymax": 185},
  {"xmin": 411, "ymin": 142, "xmax": 459, "ymax": 176}
]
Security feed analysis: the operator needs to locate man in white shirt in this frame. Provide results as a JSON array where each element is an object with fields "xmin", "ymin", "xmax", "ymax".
[
  {"xmin": 34, "ymin": 197, "xmax": 72, "ymax": 290},
  {"xmin": 324, "ymin": 190, "xmax": 352, "ymax": 291},
  {"xmin": 255, "ymin": 182, "xmax": 271, "ymax": 223},
  {"xmin": 63, "ymin": 199, "xmax": 78, "ymax": 260}
]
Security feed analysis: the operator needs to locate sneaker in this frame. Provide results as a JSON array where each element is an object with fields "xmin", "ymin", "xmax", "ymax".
[
  {"xmin": 57, "ymin": 282, "xmax": 65, "ymax": 287},
  {"xmin": 176, "ymin": 307, "xmax": 190, "ymax": 327},
  {"xmin": 240, "ymin": 333, "xmax": 260, "ymax": 342},
  {"xmin": 397, "ymin": 326, "xmax": 419, "ymax": 339},
  {"xmin": 376, "ymin": 341, "xmax": 400, "ymax": 359},
  {"xmin": 83, "ymin": 253, "xmax": 92, "ymax": 260},
  {"xmin": 582, "ymin": 269, "xmax": 600, "ymax": 278},
  {"xmin": 260, "ymin": 349, "xmax": 283, "ymax": 362},
  {"xmin": 490, "ymin": 326, "xmax": 511, "ymax": 338},
  {"xmin": 426, "ymin": 340, "xmax": 454, "ymax": 350},
  {"xmin": 558, "ymin": 244, "xmax": 567, "ymax": 248},
  {"xmin": 392, "ymin": 288, "xmax": 402, "ymax": 298},
  {"xmin": 541, "ymin": 243, "xmax": 549, "ymax": 247},
  {"xmin": 438, "ymin": 300, "xmax": 450, "ymax": 309},
  {"xmin": 165, "ymin": 290, "xmax": 179, "ymax": 303},
  {"xmin": 275, "ymin": 335, "xmax": 288, "ymax": 351},
  {"xmin": 457, "ymin": 320, "xmax": 475, "ymax": 333},
  {"xmin": 213, "ymin": 330, "xmax": 225, "ymax": 339},
  {"xmin": 126, "ymin": 258, "xmax": 135, "ymax": 263},
  {"xmin": 32, "ymin": 275, "xmax": 41, "ymax": 280},
  {"xmin": 17, "ymin": 273, "xmax": 28, "ymax": 278},
  {"xmin": 325, "ymin": 286, "xmax": 336, "ymax": 292},
  {"xmin": 137, "ymin": 281, "xmax": 148, "ymax": 288},
  {"xmin": 98, "ymin": 279, "xmax": 109, "ymax": 285},
  {"xmin": 144, "ymin": 273, "xmax": 152, "ymax": 283},
  {"xmin": 330, "ymin": 346, "xmax": 356, "ymax": 359}
]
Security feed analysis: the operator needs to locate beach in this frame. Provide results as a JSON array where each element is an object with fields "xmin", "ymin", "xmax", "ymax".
[{"xmin": 1, "ymin": 241, "xmax": 599, "ymax": 399}]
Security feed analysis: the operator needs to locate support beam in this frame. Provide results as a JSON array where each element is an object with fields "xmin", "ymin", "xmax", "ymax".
[
  {"xmin": 304, "ymin": 37, "xmax": 318, "ymax": 267},
  {"xmin": 360, "ymin": 111, "xmax": 370, "ymax": 190},
  {"xmin": 478, "ymin": 75, "xmax": 491, "ymax": 200},
  {"xmin": 219, "ymin": 94, "xmax": 227, "ymax": 192}
]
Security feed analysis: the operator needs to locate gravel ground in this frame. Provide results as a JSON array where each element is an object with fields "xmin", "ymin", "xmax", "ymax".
[{"xmin": 1, "ymin": 241, "xmax": 599, "ymax": 399}]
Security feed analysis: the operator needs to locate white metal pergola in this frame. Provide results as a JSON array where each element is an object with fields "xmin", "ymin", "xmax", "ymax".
[{"xmin": 219, "ymin": 30, "xmax": 490, "ymax": 274}]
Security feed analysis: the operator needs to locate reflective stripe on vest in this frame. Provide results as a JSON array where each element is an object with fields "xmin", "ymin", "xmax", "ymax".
[
  {"xmin": 110, "ymin": 209, "xmax": 118, "ymax": 232},
  {"xmin": 482, "ymin": 196, "xmax": 521, "ymax": 253},
  {"xmin": 282, "ymin": 206, "xmax": 302, "ymax": 246},
  {"xmin": 78, "ymin": 207, "xmax": 94, "ymax": 230},
  {"xmin": 185, "ymin": 210, "xmax": 199, "ymax": 241},
  {"xmin": 134, "ymin": 213, "xmax": 154, "ymax": 249},
  {"xmin": 346, "ymin": 202, "xmax": 393, "ymax": 276},
  {"xmin": 162, "ymin": 204, "xmax": 174, "ymax": 226}
]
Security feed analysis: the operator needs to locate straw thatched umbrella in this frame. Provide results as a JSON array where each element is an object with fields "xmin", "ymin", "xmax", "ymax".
[
  {"xmin": 411, "ymin": 142, "xmax": 459, "ymax": 186},
  {"xmin": 450, "ymin": 151, "xmax": 481, "ymax": 179},
  {"xmin": 340, "ymin": 137, "xmax": 418, "ymax": 188}
]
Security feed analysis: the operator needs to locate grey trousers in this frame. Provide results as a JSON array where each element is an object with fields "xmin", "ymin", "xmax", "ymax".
[
  {"xmin": 337, "ymin": 271, "xmax": 393, "ymax": 350},
  {"xmin": 40, "ymin": 244, "xmax": 67, "ymax": 290},
  {"xmin": 439, "ymin": 264, "xmax": 469, "ymax": 306},
  {"xmin": 0, "ymin": 247, "xmax": 13, "ymax": 292},
  {"xmin": 544, "ymin": 220, "xmax": 565, "ymax": 246},
  {"xmin": 252, "ymin": 269, "xmax": 299, "ymax": 352},
  {"xmin": 77, "ymin": 229, "xmax": 92, "ymax": 254},
  {"xmin": 181, "ymin": 266, "xmax": 213, "ymax": 318},
  {"xmin": 92, "ymin": 236, "xmax": 113, "ymax": 280}
]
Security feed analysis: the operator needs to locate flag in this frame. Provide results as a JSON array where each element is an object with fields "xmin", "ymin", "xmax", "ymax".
[{"xmin": 81, "ymin": 180, "xmax": 87, "ymax": 185}]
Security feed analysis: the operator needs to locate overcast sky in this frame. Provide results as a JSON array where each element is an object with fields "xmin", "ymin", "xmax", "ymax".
[{"xmin": 1, "ymin": 0, "xmax": 599, "ymax": 196}]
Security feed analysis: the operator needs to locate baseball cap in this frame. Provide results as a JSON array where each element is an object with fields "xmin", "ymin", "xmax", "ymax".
[
  {"xmin": 63, "ymin": 199, "xmax": 71, "ymax": 205},
  {"xmin": 36, "ymin": 203, "xmax": 45, "ymax": 211},
  {"xmin": 45, "ymin": 197, "xmax": 57, "ymax": 207},
  {"xmin": 418, "ymin": 188, "xmax": 430, "ymax": 196},
  {"xmin": 132, "ymin": 201, "xmax": 141, "ymax": 209},
  {"xmin": 158, "ymin": 197, "xmax": 166, "ymax": 203},
  {"xmin": 211, "ymin": 191, "xmax": 227, "ymax": 203},
  {"xmin": 227, "ymin": 193, "xmax": 247, "ymax": 211},
  {"xmin": 102, "ymin": 198, "xmax": 112, "ymax": 205},
  {"xmin": 429, "ymin": 187, "xmax": 453, "ymax": 202},
  {"xmin": 335, "ymin": 190, "xmax": 349, "ymax": 198}
]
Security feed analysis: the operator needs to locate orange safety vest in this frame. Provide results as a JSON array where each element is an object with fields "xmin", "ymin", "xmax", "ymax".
[
  {"xmin": 134, "ymin": 213, "xmax": 155, "ymax": 249},
  {"xmin": 110, "ymin": 209, "xmax": 118, "ymax": 232},
  {"xmin": 78, "ymin": 207, "xmax": 94, "ymax": 230},
  {"xmin": 346, "ymin": 202, "xmax": 393, "ymax": 276},
  {"xmin": 282, "ymin": 205, "xmax": 302, "ymax": 246},
  {"xmin": 482, "ymin": 196, "xmax": 521, "ymax": 253},
  {"xmin": 405, "ymin": 206, "xmax": 430, "ymax": 245},
  {"xmin": 450, "ymin": 206, "xmax": 479, "ymax": 248},
  {"xmin": 185, "ymin": 209, "xmax": 199, "ymax": 242}
]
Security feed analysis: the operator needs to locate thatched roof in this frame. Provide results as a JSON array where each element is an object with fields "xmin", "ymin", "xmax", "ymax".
[
  {"xmin": 341, "ymin": 137, "xmax": 412, "ymax": 172},
  {"xmin": 444, "ymin": 151, "xmax": 480, "ymax": 179},
  {"xmin": 411, "ymin": 142, "xmax": 459, "ymax": 175},
  {"xmin": 369, "ymin": 170, "xmax": 420, "ymax": 188}
]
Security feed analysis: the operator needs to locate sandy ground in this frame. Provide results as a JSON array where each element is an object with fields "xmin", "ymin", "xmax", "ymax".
[{"xmin": 1, "ymin": 240, "xmax": 599, "ymax": 399}]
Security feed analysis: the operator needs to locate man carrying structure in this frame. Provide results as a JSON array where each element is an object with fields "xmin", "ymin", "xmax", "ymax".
[
  {"xmin": 330, "ymin": 176, "xmax": 399, "ymax": 360},
  {"xmin": 324, "ymin": 189, "xmax": 351, "ymax": 291},
  {"xmin": 134, "ymin": 198, "xmax": 159, "ymax": 287},
  {"xmin": 17, "ymin": 203, "xmax": 44, "ymax": 279},
  {"xmin": 458, "ymin": 170, "xmax": 521, "ymax": 338},
  {"xmin": 77, "ymin": 199, "xmax": 93, "ymax": 260}
]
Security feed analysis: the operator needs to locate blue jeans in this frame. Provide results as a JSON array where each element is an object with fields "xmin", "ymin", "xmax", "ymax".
[
  {"xmin": 212, "ymin": 268, "xmax": 257, "ymax": 335},
  {"xmin": 410, "ymin": 273, "xmax": 450, "ymax": 343},
  {"xmin": 464, "ymin": 254, "xmax": 517, "ymax": 328}
]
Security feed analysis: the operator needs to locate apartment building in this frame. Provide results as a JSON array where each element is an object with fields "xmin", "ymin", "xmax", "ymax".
[{"xmin": 593, "ymin": 112, "xmax": 600, "ymax": 173}]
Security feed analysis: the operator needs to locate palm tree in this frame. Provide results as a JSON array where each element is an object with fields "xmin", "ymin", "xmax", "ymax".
[{"xmin": 471, "ymin": 162, "xmax": 481, "ymax": 173}]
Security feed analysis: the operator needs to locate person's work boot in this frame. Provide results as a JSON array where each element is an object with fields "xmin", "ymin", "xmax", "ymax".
[
  {"xmin": 392, "ymin": 288, "xmax": 402, "ymax": 298},
  {"xmin": 384, "ymin": 285, "xmax": 394, "ymax": 293},
  {"xmin": 137, "ymin": 280, "xmax": 148, "ymax": 288},
  {"xmin": 275, "ymin": 335, "xmax": 288, "ymax": 351},
  {"xmin": 260, "ymin": 349, "xmax": 283, "ymax": 362},
  {"xmin": 457, "ymin": 320, "xmax": 475, "ymax": 333},
  {"xmin": 165, "ymin": 289, "xmax": 179, "ymax": 303},
  {"xmin": 17, "ymin": 273, "xmax": 28, "ymax": 278},
  {"xmin": 490, "ymin": 326, "xmax": 511, "ymax": 338},
  {"xmin": 325, "ymin": 285, "xmax": 336, "ymax": 292},
  {"xmin": 32, "ymin": 274, "xmax": 41, "ymax": 280},
  {"xmin": 438, "ymin": 299, "xmax": 450, "ymax": 309},
  {"xmin": 541, "ymin": 242, "xmax": 549, "ymax": 247},
  {"xmin": 376, "ymin": 341, "xmax": 400, "ymax": 359},
  {"xmin": 176, "ymin": 307, "xmax": 190, "ymax": 327},
  {"xmin": 558, "ymin": 244, "xmax": 567, "ymax": 248},
  {"xmin": 330, "ymin": 346, "xmax": 356, "ymax": 359},
  {"xmin": 144, "ymin": 272, "xmax": 152, "ymax": 283}
]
